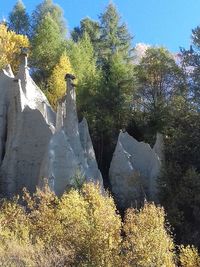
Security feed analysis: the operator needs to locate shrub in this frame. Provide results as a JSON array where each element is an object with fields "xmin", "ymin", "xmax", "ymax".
[
  {"xmin": 179, "ymin": 245, "xmax": 200, "ymax": 267},
  {"xmin": 123, "ymin": 202, "xmax": 175, "ymax": 267}
]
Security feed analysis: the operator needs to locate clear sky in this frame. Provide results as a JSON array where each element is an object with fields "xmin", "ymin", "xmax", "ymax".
[{"xmin": 1, "ymin": 0, "xmax": 200, "ymax": 52}]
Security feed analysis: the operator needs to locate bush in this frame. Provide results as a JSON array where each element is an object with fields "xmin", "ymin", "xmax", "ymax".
[
  {"xmin": 123, "ymin": 202, "xmax": 175, "ymax": 267},
  {"xmin": 179, "ymin": 245, "xmax": 200, "ymax": 267},
  {"xmin": 3, "ymin": 183, "xmax": 199, "ymax": 266}
]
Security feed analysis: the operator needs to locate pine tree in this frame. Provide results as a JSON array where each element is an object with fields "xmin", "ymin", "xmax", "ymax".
[
  {"xmin": 71, "ymin": 17, "xmax": 100, "ymax": 43},
  {"xmin": 70, "ymin": 4, "xmax": 135, "ymax": 177},
  {"xmin": 8, "ymin": 0, "xmax": 30, "ymax": 36},
  {"xmin": 31, "ymin": 0, "xmax": 66, "ymax": 36},
  {"xmin": 30, "ymin": 0, "xmax": 66, "ymax": 90},
  {"xmin": 99, "ymin": 3, "xmax": 132, "ymax": 60},
  {"xmin": 31, "ymin": 14, "xmax": 64, "ymax": 87}
]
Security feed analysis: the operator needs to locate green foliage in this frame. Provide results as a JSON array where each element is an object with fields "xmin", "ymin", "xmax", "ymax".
[
  {"xmin": 67, "ymin": 33, "xmax": 102, "ymax": 129},
  {"xmin": 181, "ymin": 26, "xmax": 200, "ymax": 109},
  {"xmin": 123, "ymin": 202, "xmax": 176, "ymax": 267},
  {"xmin": 71, "ymin": 17, "xmax": 100, "ymax": 46},
  {"xmin": 99, "ymin": 3, "xmax": 132, "ymax": 59},
  {"xmin": 92, "ymin": 52, "xmax": 134, "ymax": 173},
  {"xmin": 30, "ymin": 0, "xmax": 67, "ymax": 90},
  {"xmin": 158, "ymin": 105, "xmax": 200, "ymax": 247},
  {"xmin": 8, "ymin": 0, "xmax": 30, "ymax": 36},
  {"xmin": 69, "ymin": 4, "xmax": 135, "ymax": 176},
  {"xmin": 31, "ymin": 0, "xmax": 66, "ymax": 36},
  {"xmin": 134, "ymin": 47, "xmax": 185, "ymax": 139},
  {"xmin": 31, "ymin": 14, "xmax": 64, "ymax": 85}
]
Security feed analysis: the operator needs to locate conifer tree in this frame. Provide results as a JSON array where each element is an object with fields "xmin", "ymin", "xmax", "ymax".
[
  {"xmin": 71, "ymin": 17, "xmax": 100, "ymax": 44},
  {"xmin": 8, "ymin": 0, "xmax": 30, "ymax": 36},
  {"xmin": 31, "ymin": 14, "xmax": 64, "ymax": 87},
  {"xmin": 30, "ymin": 0, "xmax": 66, "ymax": 90},
  {"xmin": 99, "ymin": 3, "xmax": 132, "ymax": 60},
  {"xmin": 31, "ymin": 0, "xmax": 66, "ymax": 36}
]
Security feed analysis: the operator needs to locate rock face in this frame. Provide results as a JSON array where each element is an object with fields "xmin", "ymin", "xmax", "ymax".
[
  {"xmin": 39, "ymin": 75, "xmax": 103, "ymax": 195},
  {"xmin": 109, "ymin": 131, "xmax": 161, "ymax": 209},
  {"xmin": 0, "ymin": 54, "xmax": 102, "ymax": 197},
  {"xmin": 0, "ymin": 54, "xmax": 56, "ymax": 196}
]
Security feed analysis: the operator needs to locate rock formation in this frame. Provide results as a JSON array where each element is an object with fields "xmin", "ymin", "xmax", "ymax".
[
  {"xmin": 109, "ymin": 131, "xmax": 161, "ymax": 209},
  {"xmin": 0, "ymin": 52, "xmax": 55, "ymax": 196},
  {"xmin": 39, "ymin": 74, "xmax": 103, "ymax": 195},
  {"xmin": 0, "ymin": 50, "xmax": 162, "ymax": 204},
  {"xmin": 0, "ymin": 52, "xmax": 102, "ymax": 197}
]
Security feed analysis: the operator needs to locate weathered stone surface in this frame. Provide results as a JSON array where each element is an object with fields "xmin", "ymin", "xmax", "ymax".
[
  {"xmin": 0, "ymin": 56, "xmax": 56, "ymax": 196},
  {"xmin": 79, "ymin": 117, "xmax": 103, "ymax": 184},
  {"xmin": 109, "ymin": 131, "xmax": 161, "ymax": 209},
  {"xmin": 39, "ymin": 75, "xmax": 103, "ymax": 195},
  {"xmin": 0, "ymin": 69, "xmax": 15, "ymax": 165},
  {"xmin": 0, "ymin": 54, "xmax": 102, "ymax": 197}
]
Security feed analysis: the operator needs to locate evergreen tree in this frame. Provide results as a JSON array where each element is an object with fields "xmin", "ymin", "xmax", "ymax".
[
  {"xmin": 67, "ymin": 33, "xmax": 101, "ymax": 130},
  {"xmin": 30, "ymin": 0, "xmax": 66, "ymax": 90},
  {"xmin": 90, "ymin": 4, "xmax": 134, "ymax": 176},
  {"xmin": 8, "ymin": 0, "xmax": 30, "ymax": 36},
  {"xmin": 181, "ymin": 26, "xmax": 200, "ymax": 110},
  {"xmin": 31, "ymin": 0, "xmax": 66, "ymax": 36},
  {"xmin": 71, "ymin": 17, "xmax": 100, "ymax": 46},
  {"xmin": 94, "ymin": 53, "xmax": 134, "ymax": 173},
  {"xmin": 98, "ymin": 3, "xmax": 132, "ymax": 60},
  {"xmin": 31, "ymin": 14, "xmax": 64, "ymax": 87},
  {"xmin": 70, "ymin": 4, "xmax": 135, "ymax": 179}
]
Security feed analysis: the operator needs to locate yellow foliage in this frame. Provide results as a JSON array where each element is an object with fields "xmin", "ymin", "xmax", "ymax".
[
  {"xmin": 58, "ymin": 183, "xmax": 122, "ymax": 266},
  {"xmin": 123, "ymin": 202, "xmax": 175, "ymax": 267},
  {"xmin": 0, "ymin": 24, "xmax": 29, "ymax": 72},
  {"xmin": 0, "ymin": 184, "xmax": 184, "ymax": 267},
  {"xmin": 47, "ymin": 52, "xmax": 73, "ymax": 109},
  {"xmin": 22, "ymin": 182, "xmax": 121, "ymax": 266},
  {"xmin": 179, "ymin": 245, "xmax": 200, "ymax": 267}
]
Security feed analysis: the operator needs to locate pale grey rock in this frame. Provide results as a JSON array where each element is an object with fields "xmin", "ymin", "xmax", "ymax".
[
  {"xmin": 0, "ymin": 55, "xmax": 101, "ymax": 197},
  {"xmin": 0, "ymin": 70, "xmax": 15, "ymax": 166},
  {"xmin": 109, "ymin": 131, "xmax": 161, "ymax": 209},
  {"xmin": 39, "ymin": 130, "xmax": 79, "ymax": 196},
  {"xmin": 39, "ymin": 75, "xmax": 103, "ymax": 195},
  {"xmin": 79, "ymin": 117, "xmax": 103, "ymax": 185},
  {"xmin": 3, "ymin": 64, "xmax": 14, "ymax": 78},
  {"xmin": 0, "ymin": 55, "xmax": 56, "ymax": 196}
]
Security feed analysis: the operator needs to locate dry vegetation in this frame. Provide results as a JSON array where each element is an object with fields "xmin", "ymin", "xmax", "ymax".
[{"xmin": 0, "ymin": 182, "xmax": 199, "ymax": 267}]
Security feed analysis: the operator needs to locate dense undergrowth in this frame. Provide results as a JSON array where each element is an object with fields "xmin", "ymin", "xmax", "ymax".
[{"xmin": 0, "ymin": 182, "xmax": 199, "ymax": 267}]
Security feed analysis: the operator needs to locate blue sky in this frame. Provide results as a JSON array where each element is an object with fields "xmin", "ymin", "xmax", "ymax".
[{"xmin": 1, "ymin": 0, "xmax": 200, "ymax": 52}]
